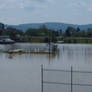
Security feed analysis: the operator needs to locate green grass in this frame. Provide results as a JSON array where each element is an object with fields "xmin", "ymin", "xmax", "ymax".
[
  {"xmin": 63, "ymin": 38, "xmax": 92, "ymax": 44},
  {"xmin": 20, "ymin": 37, "xmax": 92, "ymax": 44}
]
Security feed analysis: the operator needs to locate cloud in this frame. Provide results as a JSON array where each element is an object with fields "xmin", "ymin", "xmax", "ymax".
[
  {"xmin": 88, "ymin": 7, "xmax": 92, "ymax": 12},
  {"xmin": 67, "ymin": 1, "xmax": 87, "ymax": 8},
  {"xmin": 0, "ymin": 0, "xmax": 54, "ymax": 10},
  {"xmin": 67, "ymin": 1, "xmax": 92, "ymax": 12}
]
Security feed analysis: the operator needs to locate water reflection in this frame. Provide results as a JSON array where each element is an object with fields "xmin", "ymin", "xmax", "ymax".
[
  {"xmin": 1, "ymin": 43, "xmax": 92, "ymax": 65},
  {"xmin": 8, "ymin": 54, "xmax": 13, "ymax": 59},
  {"xmin": 57, "ymin": 44, "xmax": 92, "ymax": 64},
  {"xmin": 7, "ymin": 53, "xmax": 57, "ymax": 61}
]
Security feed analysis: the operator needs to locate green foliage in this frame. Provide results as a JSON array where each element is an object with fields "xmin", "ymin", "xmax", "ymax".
[
  {"xmin": 25, "ymin": 25, "xmax": 59, "ymax": 42},
  {"xmin": 87, "ymin": 28, "xmax": 92, "ymax": 37},
  {"xmin": 1, "ymin": 24, "xmax": 92, "ymax": 43},
  {"xmin": 25, "ymin": 28, "xmax": 45, "ymax": 36},
  {"xmin": 65, "ymin": 27, "xmax": 76, "ymax": 37},
  {"xmin": 2, "ymin": 27, "xmax": 24, "ymax": 41}
]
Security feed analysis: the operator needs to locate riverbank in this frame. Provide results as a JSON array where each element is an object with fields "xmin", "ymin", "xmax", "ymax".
[
  {"xmin": 63, "ymin": 38, "xmax": 92, "ymax": 44},
  {"xmin": 16, "ymin": 37, "xmax": 92, "ymax": 44}
]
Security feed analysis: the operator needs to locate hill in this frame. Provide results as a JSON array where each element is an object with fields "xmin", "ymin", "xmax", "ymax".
[{"xmin": 6, "ymin": 22, "xmax": 92, "ymax": 32}]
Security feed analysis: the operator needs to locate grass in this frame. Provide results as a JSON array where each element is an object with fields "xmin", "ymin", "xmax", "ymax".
[
  {"xmin": 19, "ymin": 37, "xmax": 92, "ymax": 44},
  {"xmin": 63, "ymin": 38, "xmax": 92, "ymax": 44}
]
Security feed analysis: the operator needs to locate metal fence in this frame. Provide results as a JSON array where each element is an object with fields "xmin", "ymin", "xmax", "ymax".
[{"xmin": 41, "ymin": 65, "xmax": 92, "ymax": 92}]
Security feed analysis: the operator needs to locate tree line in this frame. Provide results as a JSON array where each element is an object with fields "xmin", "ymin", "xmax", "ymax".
[
  {"xmin": 64, "ymin": 27, "xmax": 92, "ymax": 38},
  {"xmin": 0, "ymin": 23, "xmax": 92, "ymax": 42}
]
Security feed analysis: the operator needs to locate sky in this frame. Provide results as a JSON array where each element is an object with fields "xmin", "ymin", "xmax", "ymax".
[{"xmin": 0, "ymin": 0, "xmax": 92, "ymax": 25}]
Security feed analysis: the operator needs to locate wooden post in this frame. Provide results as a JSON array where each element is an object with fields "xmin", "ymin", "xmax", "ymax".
[
  {"xmin": 49, "ymin": 42, "xmax": 51, "ymax": 54},
  {"xmin": 71, "ymin": 66, "xmax": 73, "ymax": 92},
  {"xmin": 41, "ymin": 64, "xmax": 43, "ymax": 92}
]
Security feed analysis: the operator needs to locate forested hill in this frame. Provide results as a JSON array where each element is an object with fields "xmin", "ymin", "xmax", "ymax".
[{"xmin": 6, "ymin": 22, "xmax": 92, "ymax": 32}]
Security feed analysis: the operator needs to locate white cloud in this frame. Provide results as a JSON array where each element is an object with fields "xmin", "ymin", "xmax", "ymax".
[{"xmin": 0, "ymin": 0, "xmax": 54, "ymax": 10}]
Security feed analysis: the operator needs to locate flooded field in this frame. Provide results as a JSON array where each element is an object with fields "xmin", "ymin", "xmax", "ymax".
[{"xmin": 0, "ymin": 43, "xmax": 92, "ymax": 92}]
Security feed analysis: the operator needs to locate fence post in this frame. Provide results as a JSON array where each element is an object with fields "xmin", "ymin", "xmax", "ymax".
[
  {"xmin": 71, "ymin": 66, "xmax": 73, "ymax": 92},
  {"xmin": 49, "ymin": 42, "xmax": 51, "ymax": 54},
  {"xmin": 41, "ymin": 64, "xmax": 43, "ymax": 92}
]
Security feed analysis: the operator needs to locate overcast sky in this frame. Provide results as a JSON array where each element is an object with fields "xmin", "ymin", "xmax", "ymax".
[{"xmin": 0, "ymin": 0, "xmax": 92, "ymax": 25}]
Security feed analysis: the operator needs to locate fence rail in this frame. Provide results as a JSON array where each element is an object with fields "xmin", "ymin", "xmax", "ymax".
[
  {"xmin": 41, "ymin": 65, "xmax": 92, "ymax": 92},
  {"xmin": 43, "ymin": 81, "xmax": 92, "ymax": 87},
  {"xmin": 43, "ymin": 69, "xmax": 92, "ymax": 74}
]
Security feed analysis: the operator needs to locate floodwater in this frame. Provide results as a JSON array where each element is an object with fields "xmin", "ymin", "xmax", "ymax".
[{"xmin": 0, "ymin": 43, "xmax": 92, "ymax": 92}]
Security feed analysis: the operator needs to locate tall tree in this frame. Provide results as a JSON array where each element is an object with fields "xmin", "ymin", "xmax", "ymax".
[
  {"xmin": 87, "ymin": 28, "xmax": 92, "ymax": 37},
  {"xmin": 65, "ymin": 27, "xmax": 72, "ymax": 37},
  {"xmin": 76, "ymin": 27, "xmax": 80, "ymax": 32},
  {"xmin": 0, "ymin": 23, "xmax": 4, "ymax": 35},
  {"xmin": 58, "ymin": 29, "xmax": 63, "ymax": 36},
  {"xmin": 40, "ymin": 25, "xmax": 48, "ymax": 35}
]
